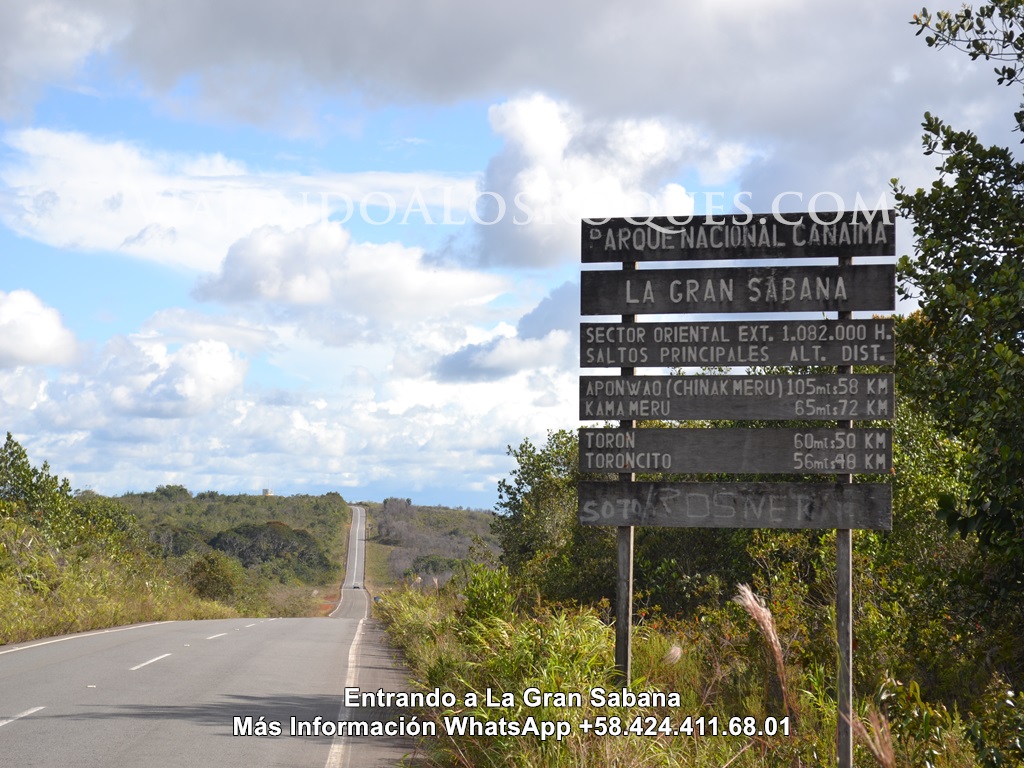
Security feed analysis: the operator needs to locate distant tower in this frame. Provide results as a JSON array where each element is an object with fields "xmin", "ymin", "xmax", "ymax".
[{"xmin": 262, "ymin": 488, "xmax": 274, "ymax": 497}]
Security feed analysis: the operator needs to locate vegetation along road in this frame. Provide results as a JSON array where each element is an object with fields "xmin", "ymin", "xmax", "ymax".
[{"xmin": 0, "ymin": 505, "xmax": 415, "ymax": 767}]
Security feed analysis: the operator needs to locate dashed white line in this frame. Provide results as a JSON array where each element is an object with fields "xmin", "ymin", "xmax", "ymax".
[
  {"xmin": 0, "ymin": 707, "xmax": 45, "ymax": 729},
  {"xmin": 0, "ymin": 622, "xmax": 173, "ymax": 657},
  {"xmin": 129, "ymin": 653, "xmax": 171, "ymax": 671},
  {"xmin": 245, "ymin": 624, "xmax": 257, "ymax": 628},
  {"xmin": 206, "ymin": 633, "xmax": 227, "ymax": 640}
]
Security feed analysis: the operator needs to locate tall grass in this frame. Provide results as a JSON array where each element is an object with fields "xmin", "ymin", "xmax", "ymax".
[
  {"xmin": 0, "ymin": 556, "xmax": 236, "ymax": 645},
  {"xmin": 376, "ymin": 570, "xmax": 988, "ymax": 768}
]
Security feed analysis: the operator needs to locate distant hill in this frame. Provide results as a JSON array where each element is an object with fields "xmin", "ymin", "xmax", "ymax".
[
  {"xmin": 363, "ymin": 497, "xmax": 499, "ymax": 588},
  {"xmin": 118, "ymin": 486, "xmax": 350, "ymax": 614}
]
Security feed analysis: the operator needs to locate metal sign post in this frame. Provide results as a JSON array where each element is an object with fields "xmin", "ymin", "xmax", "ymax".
[
  {"xmin": 837, "ymin": 253, "xmax": 855, "ymax": 768},
  {"xmin": 615, "ymin": 260, "xmax": 635, "ymax": 686}
]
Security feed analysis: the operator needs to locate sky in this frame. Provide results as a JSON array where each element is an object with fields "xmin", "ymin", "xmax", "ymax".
[{"xmin": 0, "ymin": 1, "xmax": 1019, "ymax": 509}]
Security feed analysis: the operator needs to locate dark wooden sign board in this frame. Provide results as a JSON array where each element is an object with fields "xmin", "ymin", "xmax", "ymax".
[
  {"xmin": 581, "ymin": 319, "xmax": 894, "ymax": 368},
  {"xmin": 580, "ymin": 373, "xmax": 895, "ymax": 421},
  {"xmin": 578, "ymin": 480, "xmax": 892, "ymax": 530},
  {"xmin": 581, "ymin": 264, "xmax": 895, "ymax": 316},
  {"xmin": 579, "ymin": 427, "xmax": 892, "ymax": 474},
  {"xmin": 582, "ymin": 210, "xmax": 896, "ymax": 262},
  {"xmin": 580, "ymin": 208, "xmax": 895, "ymax": 768}
]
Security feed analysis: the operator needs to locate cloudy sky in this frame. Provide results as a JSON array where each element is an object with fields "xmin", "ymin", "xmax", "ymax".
[{"xmin": 0, "ymin": 1, "xmax": 1017, "ymax": 508}]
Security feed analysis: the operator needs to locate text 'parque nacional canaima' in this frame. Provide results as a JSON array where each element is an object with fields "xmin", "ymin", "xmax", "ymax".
[{"xmin": 581, "ymin": 210, "xmax": 895, "ymax": 262}]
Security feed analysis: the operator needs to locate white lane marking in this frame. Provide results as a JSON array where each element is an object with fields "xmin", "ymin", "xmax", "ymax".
[
  {"xmin": 206, "ymin": 633, "xmax": 227, "ymax": 640},
  {"xmin": 129, "ymin": 653, "xmax": 171, "ymax": 671},
  {"xmin": 0, "ymin": 622, "xmax": 173, "ymax": 658},
  {"xmin": 325, "ymin": 619, "xmax": 365, "ymax": 768},
  {"xmin": 330, "ymin": 505, "xmax": 364, "ymax": 618},
  {"xmin": 326, "ymin": 506, "xmax": 371, "ymax": 766},
  {"xmin": 344, "ymin": 622, "xmax": 364, "ymax": 692},
  {"xmin": 0, "ymin": 706, "xmax": 45, "ymax": 729},
  {"xmin": 245, "ymin": 624, "xmax": 256, "ymax": 628}
]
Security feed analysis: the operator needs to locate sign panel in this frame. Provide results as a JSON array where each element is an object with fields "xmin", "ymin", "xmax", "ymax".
[
  {"xmin": 578, "ymin": 481, "xmax": 892, "ymax": 530},
  {"xmin": 580, "ymin": 264, "xmax": 895, "ymax": 316},
  {"xmin": 580, "ymin": 319, "xmax": 894, "ymax": 368},
  {"xmin": 580, "ymin": 374, "xmax": 894, "ymax": 421},
  {"xmin": 581, "ymin": 210, "xmax": 896, "ymax": 262},
  {"xmin": 579, "ymin": 427, "xmax": 892, "ymax": 474}
]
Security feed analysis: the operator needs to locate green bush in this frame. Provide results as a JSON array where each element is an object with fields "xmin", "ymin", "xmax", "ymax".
[
  {"xmin": 463, "ymin": 564, "xmax": 515, "ymax": 621},
  {"xmin": 185, "ymin": 551, "xmax": 246, "ymax": 601}
]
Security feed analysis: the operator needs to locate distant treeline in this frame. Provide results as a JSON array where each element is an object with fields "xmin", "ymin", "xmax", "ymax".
[
  {"xmin": 368, "ymin": 497, "xmax": 499, "ymax": 584},
  {"xmin": 120, "ymin": 485, "xmax": 347, "ymax": 588},
  {"xmin": 2, "ymin": 436, "xmax": 240, "ymax": 643}
]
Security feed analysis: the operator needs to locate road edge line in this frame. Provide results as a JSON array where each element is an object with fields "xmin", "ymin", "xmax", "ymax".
[
  {"xmin": 324, "ymin": 617, "xmax": 366, "ymax": 768},
  {"xmin": 0, "ymin": 622, "xmax": 174, "ymax": 658}
]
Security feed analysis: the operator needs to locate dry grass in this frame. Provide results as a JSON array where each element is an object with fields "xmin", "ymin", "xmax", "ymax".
[
  {"xmin": 372, "ymin": 573, "xmax": 989, "ymax": 768},
  {"xmin": 852, "ymin": 708, "xmax": 896, "ymax": 768},
  {"xmin": 733, "ymin": 583, "xmax": 796, "ymax": 721}
]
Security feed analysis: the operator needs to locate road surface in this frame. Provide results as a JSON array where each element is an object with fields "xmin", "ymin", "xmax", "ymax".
[{"xmin": 0, "ymin": 504, "xmax": 418, "ymax": 767}]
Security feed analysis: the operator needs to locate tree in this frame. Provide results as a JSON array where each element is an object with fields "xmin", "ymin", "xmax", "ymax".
[
  {"xmin": 185, "ymin": 551, "xmax": 244, "ymax": 601},
  {"xmin": 894, "ymin": 3, "xmax": 1024, "ymax": 553},
  {"xmin": 912, "ymin": 3, "xmax": 1024, "ymax": 133},
  {"xmin": 493, "ymin": 430, "xmax": 616, "ymax": 602},
  {"xmin": 493, "ymin": 430, "xmax": 580, "ymax": 582},
  {"xmin": 0, "ymin": 432, "xmax": 74, "ymax": 543}
]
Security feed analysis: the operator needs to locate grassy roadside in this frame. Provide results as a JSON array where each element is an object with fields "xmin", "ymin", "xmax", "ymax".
[
  {"xmin": 361, "ymin": 499, "xmax": 498, "ymax": 594},
  {"xmin": 316, "ymin": 503, "xmax": 354, "ymax": 615},
  {"xmin": 364, "ymin": 540, "xmax": 398, "ymax": 594},
  {"xmin": 1, "ymin": 435, "xmax": 357, "ymax": 642},
  {"xmin": 375, "ymin": 566, "xmax": 986, "ymax": 768},
  {"xmin": 0, "ymin": 545, "xmax": 239, "ymax": 645}
]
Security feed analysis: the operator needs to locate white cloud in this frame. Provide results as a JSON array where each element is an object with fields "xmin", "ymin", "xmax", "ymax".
[
  {"xmin": 196, "ymin": 223, "xmax": 348, "ymax": 305},
  {"xmin": 3, "ymin": 3, "xmax": 991, "ymax": 143},
  {"xmin": 1, "ymin": 328, "xmax": 577, "ymax": 503},
  {"xmin": 139, "ymin": 308, "xmax": 277, "ymax": 354},
  {"xmin": 434, "ymin": 281, "xmax": 580, "ymax": 382},
  {"xmin": 98, "ymin": 335, "xmax": 248, "ymax": 418},
  {"xmin": 0, "ymin": 289, "xmax": 78, "ymax": 367},
  {"xmin": 0, "ymin": 129, "xmax": 479, "ymax": 272},
  {"xmin": 0, "ymin": 2, "xmax": 1012, "ymax": 180},
  {"xmin": 1, "ymin": 328, "xmax": 248, "ymax": 437},
  {"xmin": 3, "ymin": 0, "xmax": 1017, "ymax": 509},
  {"xmin": 0, "ymin": 366, "xmax": 48, "ymax": 409},
  {"xmin": 144, "ymin": 339, "xmax": 248, "ymax": 415},
  {"xmin": 0, "ymin": 0, "xmax": 121, "ymax": 119},
  {"xmin": 471, "ymin": 93, "xmax": 757, "ymax": 266},
  {"xmin": 436, "ymin": 331, "xmax": 573, "ymax": 383},
  {"xmin": 195, "ymin": 220, "xmax": 509, "ymax": 330}
]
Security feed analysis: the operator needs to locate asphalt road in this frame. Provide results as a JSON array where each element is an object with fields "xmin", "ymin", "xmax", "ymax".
[{"xmin": 0, "ymin": 505, "xmax": 418, "ymax": 767}]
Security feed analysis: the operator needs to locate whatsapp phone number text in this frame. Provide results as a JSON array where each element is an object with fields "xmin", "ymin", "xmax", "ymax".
[{"xmin": 579, "ymin": 715, "xmax": 791, "ymax": 738}]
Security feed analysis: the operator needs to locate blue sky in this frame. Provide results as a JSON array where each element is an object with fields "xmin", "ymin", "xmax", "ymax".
[{"xmin": 0, "ymin": 1, "xmax": 1017, "ymax": 509}]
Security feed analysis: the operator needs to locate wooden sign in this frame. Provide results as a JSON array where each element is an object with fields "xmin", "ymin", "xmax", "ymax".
[
  {"xmin": 580, "ymin": 205, "xmax": 897, "ymax": 754},
  {"xmin": 579, "ymin": 427, "xmax": 892, "ymax": 474},
  {"xmin": 580, "ymin": 319, "xmax": 894, "ymax": 368},
  {"xmin": 582, "ymin": 210, "xmax": 896, "ymax": 262},
  {"xmin": 580, "ymin": 264, "xmax": 895, "ymax": 316},
  {"xmin": 578, "ymin": 480, "xmax": 892, "ymax": 530},
  {"xmin": 580, "ymin": 373, "xmax": 895, "ymax": 421}
]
